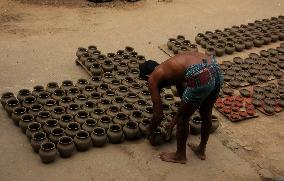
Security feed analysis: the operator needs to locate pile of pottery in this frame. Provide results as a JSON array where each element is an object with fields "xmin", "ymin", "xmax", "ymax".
[
  {"xmin": 220, "ymin": 51, "xmax": 284, "ymax": 88},
  {"xmin": 260, "ymin": 43, "xmax": 284, "ymax": 70},
  {"xmin": 166, "ymin": 35, "xmax": 198, "ymax": 54},
  {"xmin": 239, "ymin": 81, "xmax": 284, "ymax": 115},
  {"xmin": 195, "ymin": 16, "xmax": 284, "ymax": 56},
  {"xmin": 215, "ymin": 96, "xmax": 257, "ymax": 121}
]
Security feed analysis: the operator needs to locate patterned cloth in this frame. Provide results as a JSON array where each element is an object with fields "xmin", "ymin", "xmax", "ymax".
[{"xmin": 182, "ymin": 56, "xmax": 223, "ymax": 104}]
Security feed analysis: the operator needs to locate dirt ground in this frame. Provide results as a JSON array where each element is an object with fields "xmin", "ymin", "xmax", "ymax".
[{"xmin": 0, "ymin": 0, "xmax": 283, "ymax": 180}]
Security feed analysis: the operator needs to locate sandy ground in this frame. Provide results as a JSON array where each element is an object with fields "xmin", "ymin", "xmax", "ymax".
[{"xmin": 0, "ymin": 0, "xmax": 284, "ymax": 180}]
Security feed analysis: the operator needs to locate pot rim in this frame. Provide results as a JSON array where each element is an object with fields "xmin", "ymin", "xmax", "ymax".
[
  {"xmin": 41, "ymin": 142, "xmax": 55, "ymax": 151},
  {"xmin": 59, "ymin": 136, "xmax": 73, "ymax": 145}
]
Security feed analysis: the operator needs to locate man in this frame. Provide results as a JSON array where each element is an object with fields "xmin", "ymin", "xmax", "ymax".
[{"xmin": 139, "ymin": 52, "xmax": 223, "ymax": 164}]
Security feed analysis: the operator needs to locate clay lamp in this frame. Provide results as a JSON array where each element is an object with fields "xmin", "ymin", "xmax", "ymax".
[
  {"xmin": 222, "ymin": 107, "xmax": 231, "ymax": 114},
  {"xmin": 225, "ymin": 96, "xmax": 234, "ymax": 102},
  {"xmin": 246, "ymin": 109, "xmax": 255, "ymax": 116},
  {"xmin": 230, "ymin": 112, "xmax": 240, "ymax": 120},
  {"xmin": 231, "ymin": 105, "xmax": 239, "ymax": 112},
  {"xmin": 235, "ymin": 102, "xmax": 243, "ymax": 108},
  {"xmin": 215, "ymin": 102, "xmax": 224, "ymax": 109},
  {"xmin": 239, "ymin": 111, "xmax": 248, "ymax": 117},
  {"xmin": 224, "ymin": 100, "xmax": 232, "ymax": 106},
  {"xmin": 235, "ymin": 96, "xmax": 244, "ymax": 102},
  {"xmin": 245, "ymin": 103, "xmax": 254, "ymax": 110}
]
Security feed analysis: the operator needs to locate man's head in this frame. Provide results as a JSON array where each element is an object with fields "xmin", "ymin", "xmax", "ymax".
[{"xmin": 139, "ymin": 60, "xmax": 160, "ymax": 81}]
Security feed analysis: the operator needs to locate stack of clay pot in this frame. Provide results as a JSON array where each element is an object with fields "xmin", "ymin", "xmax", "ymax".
[
  {"xmin": 167, "ymin": 35, "xmax": 198, "ymax": 54},
  {"xmin": 219, "ymin": 49, "xmax": 283, "ymax": 88},
  {"xmin": 195, "ymin": 16, "xmax": 284, "ymax": 56}
]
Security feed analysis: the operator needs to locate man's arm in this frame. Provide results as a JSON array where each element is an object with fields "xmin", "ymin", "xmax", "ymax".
[{"xmin": 148, "ymin": 75, "xmax": 163, "ymax": 132}]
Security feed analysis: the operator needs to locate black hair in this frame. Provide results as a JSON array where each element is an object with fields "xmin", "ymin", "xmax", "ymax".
[{"xmin": 139, "ymin": 60, "xmax": 159, "ymax": 81}]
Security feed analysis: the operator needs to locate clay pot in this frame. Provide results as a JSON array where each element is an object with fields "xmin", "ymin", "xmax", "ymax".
[
  {"xmin": 134, "ymin": 99, "xmax": 148, "ymax": 110},
  {"xmin": 59, "ymin": 96, "xmax": 73, "ymax": 108},
  {"xmin": 17, "ymin": 89, "xmax": 31, "ymax": 103},
  {"xmin": 247, "ymin": 77, "xmax": 258, "ymax": 85},
  {"xmin": 43, "ymin": 99, "xmax": 57, "ymax": 111},
  {"xmin": 214, "ymin": 44, "xmax": 225, "ymax": 56},
  {"xmin": 128, "ymin": 83, "xmax": 142, "ymax": 94},
  {"xmin": 59, "ymin": 114, "xmax": 73, "ymax": 129},
  {"xmin": 107, "ymin": 124, "xmax": 124, "ymax": 144},
  {"xmin": 65, "ymin": 103, "xmax": 79, "ymax": 116},
  {"xmin": 31, "ymin": 131, "xmax": 48, "ymax": 153},
  {"xmin": 253, "ymin": 36, "xmax": 264, "ymax": 47},
  {"xmin": 172, "ymin": 42, "xmax": 182, "ymax": 54},
  {"xmin": 75, "ymin": 79, "xmax": 89, "ymax": 91},
  {"xmin": 90, "ymin": 62, "xmax": 103, "ymax": 77},
  {"xmin": 115, "ymin": 70, "xmax": 127, "ymax": 81},
  {"xmin": 61, "ymin": 80, "xmax": 74, "ymax": 92},
  {"xmin": 49, "ymin": 127, "xmax": 65, "ymax": 145},
  {"xmin": 264, "ymin": 99, "xmax": 277, "ymax": 106},
  {"xmin": 116, "ymin": 61, "xmax": 128, "ymax": 72},
  {"xmin": 87, "ymin": 45, "xmax": 97, "ymax": 54},
  {"xmin": 117, "ymin": 85, "xmax": 128, "ymax": 97},
  {"xmin": 82, "ymin": 118, "xmax": 97, "ymax": 134},
  {"xmin": 22, "ymin": 96, "xmax": 36, "ymax": 109},
  {"xmin": 85, "ymin": 58, "xmax": 96, "ymax": 70},
  {"xmin": 205, "ymin": 47, "xmax": 216, "ymax": 56},
  {"xmin": 128, "ymin": 68, "xmax": 139, "ymax": 78},
  {"xmin": 138, "ymin": 89, "xmax": 151, "ymax": 100},
  {"xmin": 195, "ymin": 33, "xmax": 204, "ymax": 44},
  {"xmin": 74, "ymin": 110, "xmax": 89, "ymax": 125},
  {"xmin": 239, "ymin": 89, "xmax": 250, "ymax": 97},
  {"xmin": 222, "ymin": 87, "xmax": 234, "ymax": 96},
  {"xmin": 74, "ymin": 94, "xmax": 88, "ymax": 106},
  {"xmin": 189, "ymin": 116, "xmax": 202, "ymax": 135},
  {"xmin": 149, "ymin": 127, "xmax": 164, "ymax": 146},
  {"xmin": 80, "ymin": 53, "xmax": 91, "ymax": 65},
  {"xmin": 97, "ymin": 83, "xmax": 109, "ymax": 94},
  {"xmin": 122, "ymin": 76, "xmax": 135, "ymax": 87},
  {"xmin": 82, "ymin": 100, "xmax": 96, "ymax": 113},
  {"xmin": 65, "ymin": 122, "xmax": 81, "ymax": 138},
  {"xmin": 252, "ymin": 99, "xmax": 262, "ymax": 107},
  {"xmin": 167, "ymin": 38, "xmax": 177, "ymax": 50},
  {"xmin": 97, "ymin": 98, "xmax": 111, "ymax": 110},
  {"xmin": 109, "ymin": 79, "xmax": 121, "ymax": 90},
  {"xmin": 124, "ymin": 92, "xmax": 139, "ymax": 104},
  {"xmin": 129, "ymin": 110, "xmax": 144, "ymax": 123},
  {"xmin": 51, "ymin": 88, "xmax": 66, "ymax": 102},
  {"xmin": 142, "ymin": 106, "xmax": 153, "ymax": 119},
  {"xmin": 76, "ymin": 47, "xmax": 87, "ymax": 58},
  {"xmin": 43, "ymin": 119, "xmax": 59, "ymax": 135},
  {"xmin": 273, "ymin": 70, "xmax": 283, "ymax": 78},
  {"xmin": 235, "ymin": 40, "xmax": 245, "ymax": 52},
  {"xmin": 123, "ymin": 121, "xmax": 140, "ymax": 140},
  {"xmin": 139, "ymin": 118, "xmax": 151, "ymax": 136},
  {"xmin": 1, "ymin": 92, "xmax": 14, "ymax": 107},
  {"xmin": 11, "ymin": 107, "xmax": 26, "ymax": 126},
  {"xmin": 67, "ymin": 87, "xmax": 80, "ymax": 100},
  {"xmin": 51, "ymin": 106, "xmax": 65, "ymax": 120},
  {"xmin": 112, "ymin": 96, "xmax": 124, "ymax": 107},
  {"xmin": 170, "ymin": 101, "xmax": 180, "ymax": 112},
  {"xmin": 136, "ymin": 55, "xmax": 146, "ymax": 65},
  {"xmin": 26, "ymin": 122, "xmax": 42, "ymax": 140},
  {"xmin": 113, "ymin": 112, "xmax": 128, "ymax": 126},
  {"xmin": 105, "ymin": 105, "xmax": 119, "ymax": 118},
  {"xmin": 263, "ymin": 105, "xmax": 275, "ymax": 114},
  {"xmin": 19, "ymin": 114, "xmax": 34, "ymax": 133},
  {"xmin": 162, "ymin": 103, "xmax": 172, "ymax": 115},
  {"xmin": 32, "ymin": 85, "xmax": 45, "ymax": 98},
  {"xmin": 35, "ymin": 111, "xmax": 51, "ymax": 126},
  {"xmin": 121, "ymin": 103, "xmax": 135, "ymax": 114},
  {"xmin": 91, "ymin": 108, "xmax": 105, "ymax": 120},
  {"xmin": 39, "ymin": 142, "xmax": 57, "ymax": 164},
  {"xmin": 178, "ymin": 46, "xmax": 189, "ymax": 54},
  {"xmin": 91, "ymin": 50, "xmax": 102, "ymax": 59},
  {"xmin": 102, "ymin": 90, "xmax": 116, "ymax": 100},
  {"xmin": 57, "ymin": 136, "xmax": 75, "ymax": 158},
  {"xmin": 98, "ymin": 115, "xmax": 112, "ymax": 130},
  {"xmin": 188, "ymin": 44, "xmax": 198, "ymax": 52},
  {"xmin": 74, "ymin": 130, "xmax": 91, "ymax": 151},
  {"xmin": 91, "ymin": 127, "xmax": 107, "ymax": 147},
  {"xmin": 210, "ymin": 115, "xmax": 219, "ymax": 133},
  {"xmin": 225, "ymin": 43, "xmax": 235, "ymax": 54},
  {"xmin": 102, "ymin": 60, "xmax": 114, "ymax": 73},
  {"xmin": 162, "ymin": 94, "xmax": 175, "ymax": 105},
  {"xmin": 28, "ymin": 103, "xmax": 43, "ymax": 117}
]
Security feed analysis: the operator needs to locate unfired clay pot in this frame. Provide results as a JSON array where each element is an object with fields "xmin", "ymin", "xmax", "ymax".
[
  {"xmin": 1, "ymin": 92, "xmax": 15, "ymax": 107},
  {"xmin": 74, "ymin": 130, "xmax": 91, "ymax": 152},
  {"xmin": 113, "ymin": 112, "xmax": 128, "ymax": 126},
  {"xmin": 98, "ymin": 116, "xmax": 112, "ymax": 130},
  {"xmin": 82, "ymin": 118, "xmax": 97, "ymax": 134},
  {"xmin": 11, "ymin": 107, "xmax": 26, "ymax": 126},
  {"xmin": 43, "ymin": 119, "xmax": 59, "ymax": 135},
  {"xmin": 57, "ymin": 136, "xmax": 75, "ymax": 158},
  {"xmin": 31, "ymin": 131, "xmax": 48, "ymax": 153},
  {"xmin": 74, "ymin": 110, "xmax": 89, "ymax": 125},
  {"xmin": 91, "ymin": 127, "xmax": 107, "ymax": 147},
  {"xmin": 26, "ymin": 122, "xmax": 42, "ymax": 140},
  {"xmin": 43, "ymin": 99, "xmax": 57, "ymax": 112},
  {"xmin": 65, "ymin": 122, "xmax": 81, "ymax": 138},
  {"xmin": 5, "ymin": 98, "xmax": 20, "ymax": 116},
  {"xmin": 123, "ymin": 121, "xmax": 140, "ymax": 140},
  {"xmin": 107, "ymin": 124, "xmax": 124, "ymax": 144},
  {"xmin": 17, "ymin": 89, "xmax": 31, "ymax": 103},
  {"xmin": 19, "ymin": 114, "xmax": 34, "ymax": 133},
  {"xmin": 39, "ymin": 142, "xmax": 57, "ymax": 164},
  {"xmin": 32, "ymin": 85, "xmax": 45, "ymax": 98},
  {"xmin": 49, "ymin": 127, "xmax": 65, "ymax": 145},
  {"xmin": 59, "ymin": 114, "xmax": 73, "ymax": 129},
  {"xmin": 36, "ymin": 111, "xmax": 51, "ymax": 126}
]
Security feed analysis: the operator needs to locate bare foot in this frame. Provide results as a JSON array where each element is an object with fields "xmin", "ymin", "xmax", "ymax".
[
  {"xmin": 188, "ymin": 143, "xmax": 206, "ymax": 160},
  {"xmin": 159, "ymin": 152, "xmax": 186, "ymax": 164}
]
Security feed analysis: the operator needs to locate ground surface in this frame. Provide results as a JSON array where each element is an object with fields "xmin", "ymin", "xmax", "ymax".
[{"xmin": 0, "ymin": 0, "xmax": 283, "ymax": 180}]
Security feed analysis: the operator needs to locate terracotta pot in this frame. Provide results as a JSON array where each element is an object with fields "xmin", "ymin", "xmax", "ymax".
[
  {"xmin": 43, "ymin": 119, "xmax": 59, "ymax": 135},
  {"xmin": 105, "ymin": 105, "xmax": 119, "ymax": 118},
  {"xmin": 82, "ymin": 118, "xmax": 97, "ymax": 134},
  {"xmin": 46, "ymin": 82, "xmax": 59, "ymax": 94},
  {"xmin": 31, "ymin": 131, "xmax": 48, "ymax": 153},
  {"xmin": 59, "ymin": 114, "xmax": 73, "ymax": 129},
  {"xmin": 19, "ymin": 114, "xmax": 34, "ymax": 133},
  {"xmin": 76, "ymin": 47, "xmax": 87, "ymax": 58},
  {"xmin": 11, "ymin": 107, "xmax": 26, "ymax": 126},
  {"xmin": 39, "ymin": 142, "xmax": 57, "ymax": 164},
  {"xmin": 58, "ymin": 96, "xmax": 73, "ymax": 108},
  {"xmin": 263, "ymin": 34, "xmax": 272, "ymax": 44},
  {"xmin": 117, "ymin": 85, "xmax": 128, "ymax": 97},
  {"xmin": 17, "ymin": 89, "xmax": 31, "ymax": 103},
  {"xmin": 51, "ymin": 88, "xmax": 66, "ymax": 102},
  {"xmin": 81, "ymin": 101, "xmax": 95, "ymax": 113},
  {"xmin": 110, "ymin": 97, "xmax": 124, "ymax": 107},
  {"xmin": 74, "ymin": 110, "xmax": 89, "ymax": 125},
  {"xmin": 49, "ymin": 127, "xmax": 65, "ymax": 145},
  {"xmin": 167, "ymin": 38, "xmax": 177, "ymax": 50},
  {"xmin": 43, "ymin": 99, "xmax": 57, "ymax": 111},
  {"xmin": 75, "ymin": 79, "xmax": 89, "ymax": 91},
  {"xmin": 91, "ymin": 127, "xmax": 107, "ymax": 147},
  {"xmin": 28, "ymin": 103, "xmax": 43, "ymax": 117},
  {"xmin": 121, "ymin": 103, "xmax": 135, "ymax": 114},
  {"xmin": 57, "ymin": 136, "xmax": 75, "ymax": 158},
  {"xmin": 74, "ymin": 130, "xmax": 91, "ymax": 151},
  {"xmin": 1, "ymin": 92, "xmax": 14, "ymax": 107},
  {"xmin": 66, "ymin": 103, "xmax": 80, "ymax": 117},
  {"xmin": 91, "ymin": 108, "xmax": 105, "ymax": 120},
  {"xmin": 129, "ymin": 110, "xmax": 144, "ymax": 123},
  {"xmin": 98, "ymin": 115, "xmax": 112, "ymax": 130},
  {"xmin": 26, "ymin": 122, "xmax": 42, "ymax": 140},
  {"xmin": 51, "ymin": 106, "xmax": 65, "ymax": 120},
  {"xmin": 96, "ymin": 98, "xmax": 111, "ymax": 110},
  {"xmin": 149, "ymin": 127, "xmax": 164, "ymax": 146},
  {"xmin": 97, "ymin": 83, "xmax": 110, "ymax": 94},
  {"xmin": 65, "ymin": 122, "xmax": 81, "ymax": 138},
  {"xmin": 32, "ymin": 85, "xmax": 45, "ymax": 98},
  {"xmin": 189, "ymin": 116, "xmax": 202, "ymax": 135},
  {"xmin": 107, "ymin": 124, "xmax": 124, "ymax": 144},
  {"xmin": 22, "ymin": 96, "xmax": 36, "ymax": 109},
  {"xmin": 61, "ymin": 80, "xmax": 74, "ymax": 92},
  {"xmin": 123, "ymin": 121, "xmax": 140, "ymax": 140},
  {"xmin": 139, "ymin": 118, "xmax": 151, "ymax": 136},
  {"xmin": 113, "ymin": 112, "xmax": 128, "ymax": 126}
]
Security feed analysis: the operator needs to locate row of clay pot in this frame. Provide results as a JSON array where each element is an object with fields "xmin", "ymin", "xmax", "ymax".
[
  {"xmin": 195, "ymin": 16, "xmax": 284, "ymax": 56},
  {"xmin": 167, "ymin": 35, "xmax": 198, "ymax": 54}
]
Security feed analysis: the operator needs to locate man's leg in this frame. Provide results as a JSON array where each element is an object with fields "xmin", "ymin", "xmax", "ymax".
[
  {"xmin": 160, "ymin": 101, "xmax": 199, "ymax": 164},
  {"xmin": 188, "ymin": 88, "xmax": 220, "ymax": 160}
]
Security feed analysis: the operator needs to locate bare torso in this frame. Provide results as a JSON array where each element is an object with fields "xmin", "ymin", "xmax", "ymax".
[{"xmin": 150, "ymin": 52, "xmax": 212, "ymax": 87}]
